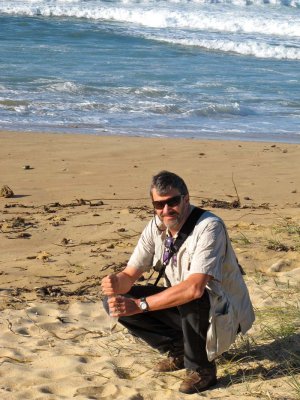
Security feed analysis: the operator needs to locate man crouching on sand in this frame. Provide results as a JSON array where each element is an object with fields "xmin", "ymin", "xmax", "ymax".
[{"xmin": 101, "ymin": 170, "xmax": 255, "ymax": 394}]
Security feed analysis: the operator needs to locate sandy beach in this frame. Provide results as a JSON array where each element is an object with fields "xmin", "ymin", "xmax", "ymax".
[{"xmin": 0, "ymin": 130, "xmax": 299, "ymax": 400}]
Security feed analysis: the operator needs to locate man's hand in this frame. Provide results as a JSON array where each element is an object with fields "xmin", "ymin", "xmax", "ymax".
[
  {"xmin": 101, "ymin": 267, "xmax": 144, "ymax": 297},
  {"xmin": 101, "ymin": 274, "xmax": 120, "ymax": 297},
  {"xmin": 108, "ymin": 296, "xmax": 141, "ymax": 317}
]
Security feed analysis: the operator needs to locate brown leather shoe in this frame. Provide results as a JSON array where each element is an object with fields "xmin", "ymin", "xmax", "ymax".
[
  {"xmin": 153, "ymin": 354, "xmax": 185, "ymax": 372},
  {"xmin": 179, "ymin": 367, "xmax": 217, "ymax": 394}
]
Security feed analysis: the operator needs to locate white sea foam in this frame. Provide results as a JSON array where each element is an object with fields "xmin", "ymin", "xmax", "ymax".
[
  {"xmin": 189, "ymin": 102, "xmax": 255, "ymax": 116},
  {"xmin": 150, "ymin": 35, "xmax": 300, "ymax": 60},
  {"xmin": 2, "ymin": 0, "xmax": 299, "ymax": 9},
  {"xmin": 45, "ymin": 81, "xmax": 84, "ymax": 93},
  {"xmin": 1, "ymin": 1, "xmax": 300, "ymax": 38}
]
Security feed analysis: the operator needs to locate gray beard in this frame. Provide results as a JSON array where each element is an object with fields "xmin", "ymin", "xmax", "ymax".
[
  {"xmin": 160, "ymin": 212, "xmax": 184, "ymax": 232},
  {"xmin": 164, "ymin": 217, "xmax": 180, "ymax": 230}
]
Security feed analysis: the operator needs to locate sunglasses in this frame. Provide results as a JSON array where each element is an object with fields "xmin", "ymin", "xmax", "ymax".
[{"xmin": 152, "ymin": 195, "xmax": 183, "ymax": 210}]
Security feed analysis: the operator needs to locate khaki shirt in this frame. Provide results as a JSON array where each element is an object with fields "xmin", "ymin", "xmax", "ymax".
[{"xmin": 128, "ymin": 209, "xmax": 255, "ymax": 360}]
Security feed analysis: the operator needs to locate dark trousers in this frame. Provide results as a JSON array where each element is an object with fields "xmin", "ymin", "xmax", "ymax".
[{"xmin": 102, "ymin": 285, "xmax": 214, "ymax": 371}]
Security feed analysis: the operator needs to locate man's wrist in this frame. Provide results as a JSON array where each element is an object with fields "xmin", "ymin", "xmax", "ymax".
[{"xmin": 137, "ymin": 297, "xmax": 149, "ymax": 312}]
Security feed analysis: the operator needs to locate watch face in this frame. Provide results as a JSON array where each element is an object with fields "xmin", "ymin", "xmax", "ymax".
[{"xmin": 140, "ymin": 300, "xmax": 148, "ymax": 311}]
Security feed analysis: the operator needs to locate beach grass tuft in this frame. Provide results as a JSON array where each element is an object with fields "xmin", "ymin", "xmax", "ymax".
[
  {"xmin": 217, "ymin": 280, "xmax": 300, "ymax": 398},
  {"xmin": 274, "ymin": 220, "xmax": 300, "ymax": 237},
  {"xmin": 267, "ymin": 220, "xmax": 300, "ymax": 252}
]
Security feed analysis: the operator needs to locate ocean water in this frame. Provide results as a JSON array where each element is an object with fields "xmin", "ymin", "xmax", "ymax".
[{"xmin": 0, "ymin": 0, "xmax": 300, "ymax": 143}]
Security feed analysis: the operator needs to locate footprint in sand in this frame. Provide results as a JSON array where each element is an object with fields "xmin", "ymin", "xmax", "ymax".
[{"xmin": 74, "ymin": 383, "xmax": 119, "ymax": 398}]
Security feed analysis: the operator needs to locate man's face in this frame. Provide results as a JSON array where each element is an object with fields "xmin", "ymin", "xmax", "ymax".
[{"xmin": 151, "ymin": 187, "xmax": 190, "ymax": 232}]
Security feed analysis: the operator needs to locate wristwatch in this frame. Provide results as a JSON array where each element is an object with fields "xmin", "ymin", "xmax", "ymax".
[{"xmin": 139, "ymin": 297, "xmax": 149, "ymax": 312}]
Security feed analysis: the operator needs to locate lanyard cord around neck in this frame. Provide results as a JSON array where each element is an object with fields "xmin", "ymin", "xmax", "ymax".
[{"xmin": 152, "ymin": 207, "xmax": 206, "ymax": 286}]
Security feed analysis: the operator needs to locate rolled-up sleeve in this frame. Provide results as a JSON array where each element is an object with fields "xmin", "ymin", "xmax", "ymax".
[
  {"xmin": 188, "ymin": 221, "xmax": 226, "ymax": 282},
  {"xmin": 127, "ymin": 219, "xmax": 156, "ymax": 272}
]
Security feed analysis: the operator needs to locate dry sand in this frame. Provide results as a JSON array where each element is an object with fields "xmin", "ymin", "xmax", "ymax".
[{"xmin": 0, "ymin": 131, "xmax": 299, "ymax": 400}]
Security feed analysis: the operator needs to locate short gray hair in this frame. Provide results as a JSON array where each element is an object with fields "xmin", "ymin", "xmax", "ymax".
[{"xmin": 150, "ymin": 171, "xmax": 189, "ymax": 197}]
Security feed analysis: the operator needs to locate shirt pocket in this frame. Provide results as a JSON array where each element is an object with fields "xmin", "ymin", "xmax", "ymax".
[{"xmin": 177, "ymin": 249, "xmax": 192, "ymax": 278}]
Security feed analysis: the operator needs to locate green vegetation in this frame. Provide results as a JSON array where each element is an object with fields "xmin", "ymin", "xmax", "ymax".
[{"xmin": 218, "ymin": 281, "xmax": 300, "ymax": 399}]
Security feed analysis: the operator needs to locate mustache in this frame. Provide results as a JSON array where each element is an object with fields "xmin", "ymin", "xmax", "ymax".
[{"xmin": 161, "ymin": 211, "xmax": 178, "ymax": 217}]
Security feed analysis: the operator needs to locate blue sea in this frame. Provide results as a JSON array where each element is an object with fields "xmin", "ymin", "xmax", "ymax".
[{"xmin": 0, "ymin": 0, "xmax": 300, "ymax": 143}]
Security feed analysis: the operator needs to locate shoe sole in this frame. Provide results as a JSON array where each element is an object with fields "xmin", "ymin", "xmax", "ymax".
[{"xmin": 179, "ymin": 377, "xmax": 217, "ymax": 394}]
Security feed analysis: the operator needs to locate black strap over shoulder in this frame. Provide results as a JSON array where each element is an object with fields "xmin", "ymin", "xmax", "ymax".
[
  {"xmin": 172, "ymin": 207, "xmax": 206, "ymax": 253},
  {"xmin": 153, "ymin": 207, "xmax": 206, "ymax": 286}
]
